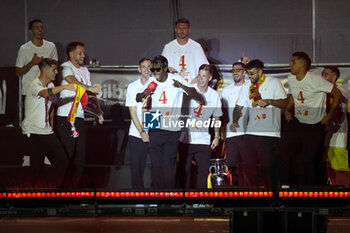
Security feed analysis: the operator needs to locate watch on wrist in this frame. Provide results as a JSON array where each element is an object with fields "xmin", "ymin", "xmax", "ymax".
[{"xmin": 214, "ymin": 136, "xmax": 220, "ymax": 140}]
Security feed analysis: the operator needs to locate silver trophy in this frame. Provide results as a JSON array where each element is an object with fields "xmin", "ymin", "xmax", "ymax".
[{"xmin": 209, "ymin": 158, "xmax": 232, "ymax": 188}]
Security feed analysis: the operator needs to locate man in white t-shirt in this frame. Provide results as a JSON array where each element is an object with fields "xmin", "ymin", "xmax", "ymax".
[
  {"xmin": 162, "ymin": 18, "xmax": 209, "ymax": 83},
  {"xmin": 15, "ymin": 19, "xmax": 58, "ymax": 166},
  {"xmin": 22, "ymin": 58, "xmax": 75, "ymax": 187},
  {"xmin": 136, "ymin": 55, "xmax": 205, "ymax": 189},
  {"xmin": 322, "ymin": 66, "xmax": 349, "ymax": 187},
  {"xmin": 221, "ymin": 62, "xmax": 250, "ymax": 185},
  {"xmin": 281, "ymin": 52, "xmax": 342, "ymax": 186},
  {"xmin": 178, "ymin": 64, "xmax": 222, "ymax": 188},
  {"xmin": 232, "ymin": 59, "xmax": 287, "ymax": 187},
  {"xmin": 56, "ymin": 41, "xmax": 103, "ymax": 188},
  {"xmin": 125, "ymin": 58, "xmax": 152, "ymax": 189}
]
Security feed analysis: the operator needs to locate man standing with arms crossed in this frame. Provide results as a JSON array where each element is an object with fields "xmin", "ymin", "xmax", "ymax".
[
  {"xmin": 125, "ymin": 58, "xmax": 152, "ymax": 189},
  {"xmin": 56, "ymin": 41, "xmax": 103, "ymax": 188}
]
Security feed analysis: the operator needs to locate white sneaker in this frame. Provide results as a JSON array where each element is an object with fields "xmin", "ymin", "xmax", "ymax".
[
  {"xmin": 44, "ymin": 156, "xmax": 51, "ymax": 165},
  {"xmin": 22, "ymin": 156, "xmax": 30, "ymax": 167}
]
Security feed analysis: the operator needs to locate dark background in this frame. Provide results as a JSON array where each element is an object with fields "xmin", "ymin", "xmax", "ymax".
[{"xmin": 1, "ymin": 0, "xmax": 349, "ymax": 67}]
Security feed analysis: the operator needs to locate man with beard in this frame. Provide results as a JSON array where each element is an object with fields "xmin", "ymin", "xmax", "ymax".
[
  {"xmin": 231, "ymin": 59, "xmax": 287, "ymax": 187},
  {"xmin": 162, "ymin": 18, "xmax": 209, "ymax": 83},
  {"xmin": 136, "ymin": 55, "xmax": 205, "ymax": 189},
  {"xmin": 280, "ymin": 52, "xmax": 342, "ymax": 185},
  {"xmin": 221, "ymin": 62, "xmax": 250, "ymax": 185},
  {"xmin": 125, "ymin": 58, "xmax": 152, "ymax": 189},
  {"xmin": 56, "ymin": 41, "xmax": 103, "ymax": 188}
]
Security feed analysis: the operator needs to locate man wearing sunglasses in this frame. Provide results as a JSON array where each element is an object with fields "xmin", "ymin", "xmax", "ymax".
[
  {"xmin": 162, "ymin": 18, "xmax": 209, "ymax": 83},
  {"xmin": 231, "ymin": 59, "xmax": 287, "ymax": 188},
  {"xmin": 136, "ymin": 55, "xmax": 205, "ymax": 189},
  {"xmin": 221, "ymin": 62, "xmax": 250, "ymax": 185}
]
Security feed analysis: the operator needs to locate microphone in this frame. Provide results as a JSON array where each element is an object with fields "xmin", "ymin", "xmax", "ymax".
[
  {"xmin": 136, "ymin": 81, "xmax": 157, "ymax": 103},
  {"xmin": 142, "ymin": 81, "xmax": 157, "ymax": 109},
  {"xmin": 147, "ymin": 81, "xmax": 157, "ymax": 92}
]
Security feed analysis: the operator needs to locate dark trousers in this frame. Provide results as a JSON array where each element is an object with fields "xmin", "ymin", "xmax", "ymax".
[
  {"xmin": 56, "ymin": 116, "xmax": 86, "ymax": 188},
  {"xmin": 243, "ymin": 135, "xmax": 279, "ymax": 188},
  {"xmin": 148, "ymin": 129, "xmax": 181, "ymax": 189},
  {"xmin": 24, "ymin": 133, "xmax": 68, "ymax": 187},
  {"xmin": 128, "ymin": 135, "xmax": 148, "ymax": 189},
  {"xmin": 178, "ymin": 142, "xmax": 211, "ymax": 189},
  {"xmin": 225, "ymin": 135, "xmax": 246, "ymax": 185},
  {"xmin": 278, "ymin": 118, "xmax": 326, "ymax": 186}
]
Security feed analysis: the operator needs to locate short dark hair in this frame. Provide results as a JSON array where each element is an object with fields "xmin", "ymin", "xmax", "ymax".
[
  {"xmin": 152, "ymin": 55, "xmax": 168, "ymax": 67},
  {"xmin": 29, "ymin": 19, "xmax": 43, "ymax": 30},
  {"xmin": 199, "ymin": 64, "xmax": 213, "ymax": 75},
  {"xmin": 293, "ymin": 51, "xmax": 311, "ymax": 71},
  {"xmin": 138, "ymin": 58, "xmax": 151, "ymax": 66},
  {"xmin": 66, "ymin": 41, "xmax": 85, "ymax": 58},
  {"xmin": 324, "ymin": 65, "xmax": 340, "ymax": 80},
  {"xmin": 176, "ymin": 18, "xmax": 190, "ymax": 27},
  {"xmin": 246, "ymin": 59, "xmax": 264, "ymax": 71},
  {"xmin": 39, "ymin": 58, "xmax": 58, "ymax": 71},
  {"xmin": 232, "ymin": 62, "xmax": 246, "ymax": 70}
]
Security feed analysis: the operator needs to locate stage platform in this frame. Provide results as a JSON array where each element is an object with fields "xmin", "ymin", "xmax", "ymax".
[{"xmin": 1, "ymin": 126, "xmax": 350, "ymax": 232}]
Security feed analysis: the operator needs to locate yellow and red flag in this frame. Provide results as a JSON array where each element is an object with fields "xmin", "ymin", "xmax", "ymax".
[{"xmin": 67, "ymin": 85, "xmax": 88, "ymax": 138}]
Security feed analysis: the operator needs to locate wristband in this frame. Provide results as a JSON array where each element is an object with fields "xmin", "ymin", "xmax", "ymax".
[{"xmin": 48, "ymin": 88, "xmax": 53, "ymax": 96}]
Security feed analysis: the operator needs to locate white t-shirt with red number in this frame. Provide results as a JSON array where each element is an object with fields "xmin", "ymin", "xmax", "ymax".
[
  {"xmin": 288, "ymin": 72, "xmax": 333, "ymax": 124},
  {"xmin": 141, "ymin": 73, "xmax": 189, "ymax": 131},
  {"xmin": 179, "ymin": 86, "xmax": 222, "ymax": 145},
  {"xmin": 162, "ymin": 39, "xmax": 209, "ymax": 83}
]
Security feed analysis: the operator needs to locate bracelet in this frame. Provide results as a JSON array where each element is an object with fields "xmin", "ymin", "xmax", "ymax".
[
  {"xmin": 214, "ymin": 135, "xmax": 220, "ymax": 140},
  {"xmin": 48, "ymin": 88, "xmax": 53, "ymax": 96}
]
